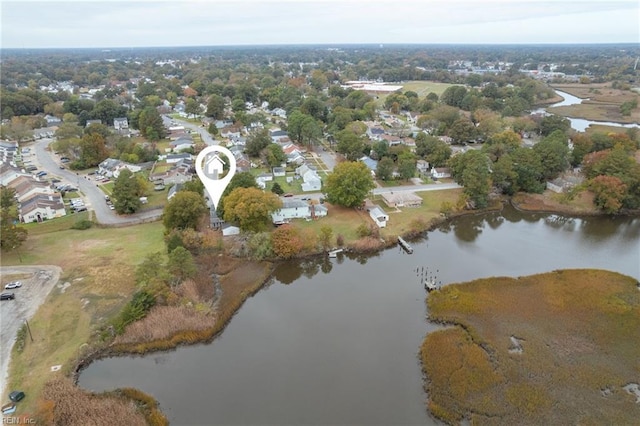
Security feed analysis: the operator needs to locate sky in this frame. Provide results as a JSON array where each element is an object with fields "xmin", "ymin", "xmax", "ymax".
[{"xmin": 1, "ymin": 0, "xmax": 639, "ymax": 49}]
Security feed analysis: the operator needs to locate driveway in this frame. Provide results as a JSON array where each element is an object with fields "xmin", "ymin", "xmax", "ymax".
[
  {"xmin": 0, "ymin": 266, "xmax": 62, "ymax": 398},
  {"xmin": 33, "ymin": 139, "xmax": 162, "ymax": 226}
]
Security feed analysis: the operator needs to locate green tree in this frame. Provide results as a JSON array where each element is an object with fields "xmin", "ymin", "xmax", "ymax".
[
  {"xmin": 163, "ymin": 190, "xmax": 207, "ymax": 231},
  {"xmin": 376, "ymin": 157, "xmax": 394, "ymax": 181},
  {"xmin": 335, "ymin": 129, "xmax": 366, "ymax": 161},
  {"xmin": 79, "ymin": 133, "xmax": 109, "ymax": 168},
  {"xmin": 451, "ymin": 150, "xmax": 492, "ymax": 208},
  {"xmin": 288, "ymin": 110, "xmax": 322, "ymax": 146},
  {"xmin": 448, "ymin": 118, "xmax": 477, "ymax": 144},
  {"xmin": 324, "ymin": 161, "xmax": 375, "ymax": 208},
  {"xmin": 167, "ymin": 246, "xmax": 197, "ymax": 284},
  {"xmin": 533, "ymin": 130, "xmax": 570, "ymax": 180},
  {"xmin": 245, "ymin": 128, "xmax": 271, "ymax": 157},
  {"xmin": 397, "ymin": 151, "xmax": 417, "ymax": 181},
  {"xmin": 511, "ymin": 147, "xmax": 545, "ymax": 193},
  {"xmin": 112, "ymin": 169, "xmax": 142, "ymax": 214},
  {"xmin": 185, "ymin": 98, "xmax": 200, "ymax": 118},
  {"xmin": 0, "ymin": 186, "xmax": 28, "ymax": 259},
  {"xmin": 539, "ymin": 114, "xmax": 570, "ymax": 136},
  {"xmin": 319, "ymin": 225, "xmax": 333, "ymax": 251},
  {"xmin": 137, "ymin": 106, "xmax": 165, "ymax": 141},
  {"xmin": 271, "ymin": 182, "xmax": 284, "ymax": 195},
  {"xmin": 222, "ymin": 187, "xmax": 282, "ymax": 232},
  {"xmin": 264, "ymin": 143, "xmax": 286, "ymax": 167},
  {"xmin": 415, "ymin": 134, "xmax": 451, "ymax": 167}
]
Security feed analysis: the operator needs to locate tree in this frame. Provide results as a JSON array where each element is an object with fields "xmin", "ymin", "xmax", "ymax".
[
  {"xmin": 167, "ymin": 246, "xmax": 197, "ymax": 284},
  {"xmin": 271, "ymin": 225, "xmax": 304, "ymax": 259},
  {"xmin": 0, "ymin": 186, "xmax": 27, "ymax": 259},
  {"xmin": 271, "ymin": 182, "xmax": 284, "ymax": 195},
  {"xmin": 245, "ymin": 128, "xmax": 271, "ymax": 157},
  {"xmin": 137, "ymin": 106, "xmax": 165, "ymax": 141},
  {"xmin": 450, "ymin": 150, "xmax": 492, "ymax": 208},
  {"xmin": 264, "ymin": 143, "xmax": 286, "ymax": 167},
  {"xmin": 511, "ymin": 147, "xmax": 545, "ymax": 193},
  {"xmin": 397, "ymin": 151, "xmax": 417, "ymax": 181},
  {"xmin": 533, "ymin": 130, "xmax": 570, "ymax": 180},
  {"xmin": 112, "ymin": 169, "xmax": 142, "ymax": 214},
  {"xmin": 589, "ymin": 175, "xmax": 627, "ymax": 214},
  {"xmin": 163, "ymin": 190, "xmax": 207, "ymax": 231},
  {"xmin": 222, "ymin": 187, "xmax": 282, "ymax": 232},
  {"xmin": 185, "ymin": 98, "xmax": 200, "ymax": 118},
  {"xmin": 335, "ymin": 129, "xmax": 366, "ymax": 161},
  {"xmin": 324, "ymin": 161, "xmax": 375, "ymax": 208},
  {"xmin": 79, "ymin": 133, "xmax": 109, "ymax": 168},
  {"xmin": 448, "ymin": 118, "xmax": 477, "ymax": 144},
  {"xmin": 415, "ymin": 134, "xmax": 451, "ymax": 167},
  {"xmin": 376, "ymin": 157, "xmax": 394, "ymax": 181},
  {"xmin": 217, "ymin": 171, "xmax": 258, "ymax": 217},
  {"xmin": 319, "ymin": 225, "xmax": 333, "ymax": 251},
  {"xmin": 288, "ymin": 110, "xmax": 322, "ymax": 146},
  {"xmin": 539, "ymin": 114, "xmax": 570, "ymax": 136}
]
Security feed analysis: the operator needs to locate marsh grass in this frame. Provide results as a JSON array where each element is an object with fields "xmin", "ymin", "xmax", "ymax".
[{"xmin": 422, "ymin": 269, "xmax": 640, "ymax": 424}]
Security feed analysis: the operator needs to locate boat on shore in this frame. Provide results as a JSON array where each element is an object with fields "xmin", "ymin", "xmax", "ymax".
[{"xmin": 398, "ymin": 236, "xmax": 413, "ymax": 254}]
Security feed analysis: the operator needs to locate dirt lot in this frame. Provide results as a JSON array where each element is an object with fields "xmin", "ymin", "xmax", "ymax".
[{"xmin": 0, "ymin": 266, "xmax": 61, "ymax": 399}]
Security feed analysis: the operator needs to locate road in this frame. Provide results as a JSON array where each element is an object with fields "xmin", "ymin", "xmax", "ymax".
[
  {"xmin": 33, "ymin": 139, "xmax": 162, "ymax": 226},
  {"xmin": 0, "ymin": 266, "xmax": 62, "ymax": 398}
]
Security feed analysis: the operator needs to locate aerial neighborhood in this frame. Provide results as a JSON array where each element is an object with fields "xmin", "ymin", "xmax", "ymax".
[{"xmin": 0, "ymin": 43, "xmax": 639, "ymax": 425}]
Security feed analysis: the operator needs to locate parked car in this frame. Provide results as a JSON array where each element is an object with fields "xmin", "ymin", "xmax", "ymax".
[
  {"xmin": 284, "ymin": 193, "xmax": 294, "ymax": 197},
  {"xmin": 0, "ymin": 292, "xmax": 15, "ymax": 301},
  {"xmin": 4, "ymin": 281, "xmax": 22, "ymax": 290},
  {"xmin": 8, "ymin": 391, "xmax": 25, "ymax": 402}
]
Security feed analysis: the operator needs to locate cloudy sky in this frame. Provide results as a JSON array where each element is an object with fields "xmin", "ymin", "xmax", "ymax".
[{"xmin": 2, "ymin": 0, "xmax": 639, "ymax": 48}]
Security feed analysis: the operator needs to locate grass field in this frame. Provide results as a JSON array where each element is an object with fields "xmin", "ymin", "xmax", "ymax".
[
  {"xmin": 3, "ymin": 221, "xmax": 166, "ymax": 416},
  {"xmin": 422, "ymin": 269, "xmax": 640, "ymax": 425},
  {"xmin": 549, "ymin": 83, "xmax": 640, "ymax": 124},
  {"xmin": 376, "ymin": 81, "xmax": 454, "ymax": 107}
]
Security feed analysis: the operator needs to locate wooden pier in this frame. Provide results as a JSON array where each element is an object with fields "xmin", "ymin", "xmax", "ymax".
[
  {"xmin": 328, "ymin": 248, "xmax": 344, "ymax": 258},
  {"xmin": 397, "ymin": 236, "xmax": 413, "ymax": 254}
]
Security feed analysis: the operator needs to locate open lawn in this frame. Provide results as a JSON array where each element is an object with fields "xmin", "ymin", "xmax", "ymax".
[
  {"xmin": 2, "ymin": 221, "xmax": 166, "ymax": 416},
  {"xmin": 376, "ymin": 81, "xmax": 453, "ymax": 108},
  {"xmin": 422, "ymin": 269, "xmax": 640, "ymax": 425}
]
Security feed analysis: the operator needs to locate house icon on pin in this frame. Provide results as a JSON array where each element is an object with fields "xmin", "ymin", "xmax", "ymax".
[{"xmin": 205, "ymin": 154, "xmax": 225, "ymax": 179}]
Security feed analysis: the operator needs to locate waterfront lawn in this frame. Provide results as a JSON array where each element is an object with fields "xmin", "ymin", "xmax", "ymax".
[
  {"xmin": 422, "ymin": 269, "xmax": 640, "ymax": 425},
  {"xmin": 3, "ymin": 221, "xmax": 166, "ymax": 416},
  {"xmin": 293, "ymin": 204, "xmax": 370, "ymax": 245}
]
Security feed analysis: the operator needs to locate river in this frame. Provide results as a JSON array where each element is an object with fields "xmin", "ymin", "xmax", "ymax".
[
  {"xmin": 533, "ymin": 89, "xmax": 640, "ymax": 132},
  {"xmin": 78, "ymin": 205, "xmax": 640, "ymax": 425}
]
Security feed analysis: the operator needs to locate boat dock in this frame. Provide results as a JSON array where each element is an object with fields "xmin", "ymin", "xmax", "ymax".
[
  {"xmin": 397, "ymin": 236, "xmax": 413, "ymax": 254},
  {"xmin": 424, "ymin": 280, "xmax": 438, "ymax": 292},
  {"xmin": 328, "ymin": 248, "xmax": 344, "ymax": 258}
]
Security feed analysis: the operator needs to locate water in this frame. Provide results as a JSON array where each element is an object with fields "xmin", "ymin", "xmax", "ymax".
[
  {"xmin": 79, "ymin": 206, "xmax": 640, "ymax": 425},
  {"xmin": 533, "ymin": 90, "xmax": 640, "ymax": 132}
]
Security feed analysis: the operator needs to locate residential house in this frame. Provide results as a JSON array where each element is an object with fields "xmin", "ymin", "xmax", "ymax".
[
  {"xmin": 170, "ymin": 135, "xmax": 194, "ymax": 152},
  {"xmin": 7, "ymin": 176, "xmax": 54, "ymax": 202},
  {"xmin": 310, "ymin": 203, "xmax": 328, "ymax": 219},
  {"xmin": 166, "ymin": 153, "xmax": 193, "ymax": 164},
  {"xmin": 296, "ymin": 164, "xmax": 322, "ymax": 192},
  {"xmin": 167, "ymin": 183, "xmax": 183, "ymax": 200},
  {"xmin": 366, "ymin": 125, "xmax": 385, "ymax": 141},
  {"xmin": 256, "ymin": 173, "xmax": 273, "ymax": 189},
  {"xmin": 416, "ymin": 160, "xmax": 430, "ymax": 175},
  {"xmin": 44, "ymin": 114, "xmax": 62, "ymax": 126},
  {"xmin": 220, "ymin": 126, "xmax": 241, "ymax": 140},
  {"xmin": 19, "ymin": 193, "xmax": 66, "ymax": 223},
  {"xmin": 271, "ymin": 108, "xmax": 287, "ymax": 119},
  {"xmin": 98, "ymin": 158, "xmax": 142, "ymax": 178},
  {"xmin": 369, "ymin": 205, "xmax": 389, "ymax": 228},
  {"xmin": 359, "ymin": 156, "xmax": 378, "ymax": 175},
  {"xmin": 381, "ymin": 192, "xmax": 423, "ymax": 208},
  {"xmin": 32, "ymin": 126, "xmax": 57, "ymax": 139},
  {"xmin": 270, "ymin": 129, "xmax": 289, "ymax": 143},
  {"xmin": 546, "ymin": 174, "xmax": 584, "ymax": 193},
  {"xmin": 431, "ymin": 167, "xmax": 451, "ymax": 179},
  {"xmin": 214, "ymin": 119, "xmax": 234, "ymax": 129},
  {"xmin": 113, "ymin": 117, "xmax": 130, "ymax": 136},
  {"xmin": 381, "ymin": 134, "xmax": 402, "ymax": 146},
  {"xmin": 0, "ymin": 162, "xmax": 28, "ymax": 186},
  {"xmin": 271, "ymin": 199, "xmax": 310, "ymax": 224},
  {"xmin": 272, "ymin": 166, "xmax": 286, "ymax": 177},
  {"xmin": 281, "ymin": 142, "xmax": 305, "ymax": 164}
]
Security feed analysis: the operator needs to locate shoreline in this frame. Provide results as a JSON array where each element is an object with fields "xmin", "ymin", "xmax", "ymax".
[{"xmin": 38, "ymin": 193, "xmax": 640, "ymax": 421}]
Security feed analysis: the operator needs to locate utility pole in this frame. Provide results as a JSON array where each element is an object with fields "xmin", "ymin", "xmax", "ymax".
[{"xmin": 25, "ymin": 319, "xmax": 34, "ymax": 342}]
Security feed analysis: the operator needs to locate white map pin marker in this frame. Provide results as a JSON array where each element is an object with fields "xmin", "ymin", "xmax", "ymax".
[{"xmin": 195, "ymin": 145, "xmax": 237, "ymax": 210}]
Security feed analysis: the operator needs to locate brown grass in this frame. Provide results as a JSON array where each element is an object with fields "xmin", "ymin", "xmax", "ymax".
[
  {"xmin": 550, "ymin": 83, "xmax": 640, "ymax": 124},
  {"xmin": 511, "ymin": 190, "xmax": 598, "ymax": 215},
  {"xmin": 422, "ymin": 269, "xmax": 640, "ymax": 424},
  {"xmin": 38, "ymin": 376, "xmax": 147, "ymax": 425},
  {"xmin": 113, "ymin": 305, "xmax": 217, "ymax": 345}
]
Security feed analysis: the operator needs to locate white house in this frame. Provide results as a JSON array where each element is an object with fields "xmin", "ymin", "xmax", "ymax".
[
  {"xmin": 296, "ymin": 164, "xmax": 322, "ymax": 192},
  {"xmin": 431, "ymin": 167, "xmax": 451, "ymax": 179},
  {"xmin": 369, "ymin": 205, "xmax": 389, "ymax": 228},
  {"xmin": 271, "ymin": 199, "xmax": 311, "ymax": 224},
  {"xmin": 19, "ymin": 193, "xmax": 66, "ymax": 223}
]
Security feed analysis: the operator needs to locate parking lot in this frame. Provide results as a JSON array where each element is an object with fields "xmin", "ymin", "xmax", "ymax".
[{"xmin": 0, "ymin": 266, "xmax": 61, "ymax": 398}]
